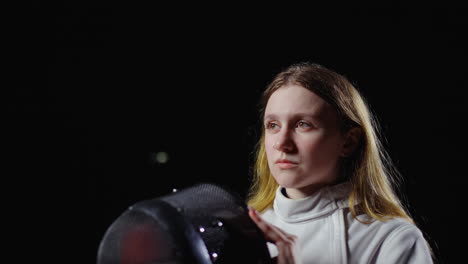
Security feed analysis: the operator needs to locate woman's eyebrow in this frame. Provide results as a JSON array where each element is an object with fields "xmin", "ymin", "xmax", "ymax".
[
  {"xmin": 294, "ymin": 113, "xmax": 322, "ymax": 119},
  {"xmin": 264, "ymin": 114, "xmax": 278, "ymax": 121},
  {"xmin": 264, "ymin": 113, "xmax": 322, "ymax": 120}
]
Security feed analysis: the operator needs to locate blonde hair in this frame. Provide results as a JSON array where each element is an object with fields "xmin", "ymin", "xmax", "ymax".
[{"xmin": 247, "ymin": 62, "xmax": 413, "ymax": 223}]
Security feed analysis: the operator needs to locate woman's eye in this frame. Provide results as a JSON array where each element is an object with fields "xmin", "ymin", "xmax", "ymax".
[
  {"xmin": 265, "ymin": 122, "xmax": 279, "ymax": 130},
  {"xmin": 297, "ymin": 121, "xmax": 312, "ymax": 128}
]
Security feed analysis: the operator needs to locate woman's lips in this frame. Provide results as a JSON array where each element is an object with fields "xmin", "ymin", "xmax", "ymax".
[{"xmin": 275, "ymin": 159, "xmax": 298, "ymax": 169}]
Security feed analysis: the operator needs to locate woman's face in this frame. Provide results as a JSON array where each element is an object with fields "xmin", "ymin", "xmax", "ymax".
[{"xmin": 264, "ymin": 84, "xmax": 346, "ymax": 198}]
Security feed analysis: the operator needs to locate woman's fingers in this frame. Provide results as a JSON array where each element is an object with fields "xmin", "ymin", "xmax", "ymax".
[
  {"xmin": 276, "ymin": 242, "xmax": 291, "ymax": 264},
  {"xmin": 249, "ymin": 208, "xmax": 287, "ymax": 242},
  {"xmin": 248, "ymin": 207, "xmax": 301, "ymax": 264},
  {"xmin": 248, "ymin": 208, "xmax": 299, "ymax": 244}
]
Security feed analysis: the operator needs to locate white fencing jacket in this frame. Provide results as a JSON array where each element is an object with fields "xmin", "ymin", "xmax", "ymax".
[{"xmin": 261, "ymin": 182, "xmax": 433, "ymax": 264}]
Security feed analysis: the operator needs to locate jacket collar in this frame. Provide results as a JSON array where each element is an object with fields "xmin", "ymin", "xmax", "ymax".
[{"xmin": 273, "ymin": 182, "xmax": 351, "ymax": 223}]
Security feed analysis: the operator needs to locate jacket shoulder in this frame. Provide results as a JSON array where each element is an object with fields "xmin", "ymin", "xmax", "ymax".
[{"xmin": 348, "ymin": 214, "xmax": 433, "ymax": 263}]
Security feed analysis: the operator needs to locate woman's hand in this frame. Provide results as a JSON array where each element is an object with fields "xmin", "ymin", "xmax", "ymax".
[{"xmin": 248, "ymin": 207, "xmax": 302, "ymax": 264}]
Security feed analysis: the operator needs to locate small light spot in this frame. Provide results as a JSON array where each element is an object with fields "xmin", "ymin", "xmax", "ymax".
[
  {"xmin": 150, "ymin": 151, "xmax": 170, "ymax": 164},
  {"xmin": 156, "ymin": 151, "xmax": 169, "ymax": 163},
  {"xmin": 199, "ymin": 227, "xmax": 205, "ymax": 233},
  {"xmin": 211, "ymin": 252, "xmax": 218, "ymax": 260}
]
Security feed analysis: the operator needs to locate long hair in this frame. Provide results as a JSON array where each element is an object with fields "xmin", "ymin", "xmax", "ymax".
[{"xmin": 246, "ymin": 62, "xmax": 413, "ymax": 223}]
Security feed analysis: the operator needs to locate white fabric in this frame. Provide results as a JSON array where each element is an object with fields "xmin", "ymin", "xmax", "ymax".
[{"xmin": 261, "ymin": 182, "xmax": 433, "ymax": 264}]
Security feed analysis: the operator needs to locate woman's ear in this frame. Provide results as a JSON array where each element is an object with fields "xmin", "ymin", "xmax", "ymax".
[{"xmin": 341, "ymin": 127, "xmax": 362, "ymax": 157}]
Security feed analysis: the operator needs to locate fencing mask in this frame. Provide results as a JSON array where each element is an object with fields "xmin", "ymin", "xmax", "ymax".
[{"xmin": 97, "ymin": 183, "xmax": 272, "ymax": 264}]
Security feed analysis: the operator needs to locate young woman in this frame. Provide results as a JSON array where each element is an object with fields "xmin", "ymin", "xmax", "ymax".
[{"xmin": 247, "ymin": 63, "xmax": 433, "ymax": 263}]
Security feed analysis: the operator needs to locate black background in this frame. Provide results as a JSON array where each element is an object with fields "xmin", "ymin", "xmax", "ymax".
[{"xmin": 17, "ymin": 3, "xmax": 466, "ymax": 263}]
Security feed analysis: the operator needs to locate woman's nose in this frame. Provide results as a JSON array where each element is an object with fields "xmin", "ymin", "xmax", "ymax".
[{"xmin": 273, "ymin": 131, "xmax": 294, "ymax": 152}]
